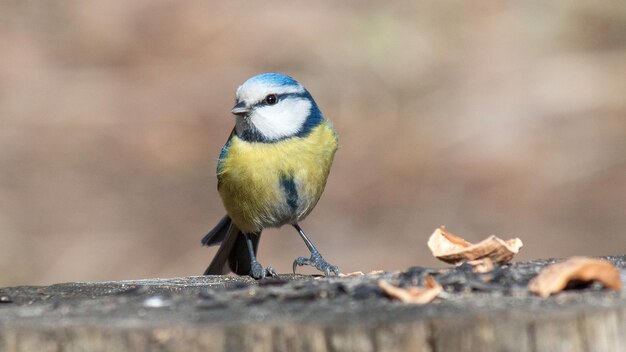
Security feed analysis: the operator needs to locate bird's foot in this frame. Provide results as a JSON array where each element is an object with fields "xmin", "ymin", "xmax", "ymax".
[
  {"xmin": 250, "ymin": 261, "xmax": 279, "ymax": 280},
  {"xmin": 292, "ymin": 251, "xmax": 340, "ymax": 276}
]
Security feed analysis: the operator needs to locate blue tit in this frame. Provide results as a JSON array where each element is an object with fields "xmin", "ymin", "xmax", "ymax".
[{"xmin": 201, "ymin": 73, "xmax": 339, "ymax": 279}]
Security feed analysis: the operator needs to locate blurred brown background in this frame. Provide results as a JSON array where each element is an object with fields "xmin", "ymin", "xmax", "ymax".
[{"xmin": 1, "ymin": 1, "xmax": 625, "ymax": 286}]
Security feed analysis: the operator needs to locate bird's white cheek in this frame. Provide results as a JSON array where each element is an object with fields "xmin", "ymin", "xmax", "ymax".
[{"xmin": 251, "ymin": 99, "xmax": 311, "ymax": 140}]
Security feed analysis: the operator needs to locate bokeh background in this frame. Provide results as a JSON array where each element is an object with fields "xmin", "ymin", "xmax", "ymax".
[{"xmin": 1, "ymin": 1, "xmax": 625, "ymax": 286}]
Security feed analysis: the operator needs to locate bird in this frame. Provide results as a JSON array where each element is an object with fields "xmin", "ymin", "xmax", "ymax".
[{"xmin": 201, "ymin": 73, "xmax": 339, "ymax": 279}]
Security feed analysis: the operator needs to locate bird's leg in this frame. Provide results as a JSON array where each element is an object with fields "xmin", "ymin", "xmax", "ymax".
[
  {"xmin": 244, "ymin": 233, "xmax": 278, "ymax": 279},
  {"xmin": 292, "ymin": 224, "xmax": 340, "ymax": 276}
]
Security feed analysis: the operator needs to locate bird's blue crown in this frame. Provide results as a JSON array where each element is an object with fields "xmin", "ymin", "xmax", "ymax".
[{"xmin": 244, "ymin": 73, "xmax": 301, "ymax": 88}]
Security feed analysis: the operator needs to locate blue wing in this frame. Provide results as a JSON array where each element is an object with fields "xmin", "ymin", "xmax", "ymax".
[{"xmin": 216, "ymin": 129, "xmax": 235, "ymax": 189}]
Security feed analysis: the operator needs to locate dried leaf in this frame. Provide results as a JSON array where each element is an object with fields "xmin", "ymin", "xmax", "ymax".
[
  {"xmin": 367, "ymin": 270, "xmax": 385, "ymax": 275},
  {"xmin": 338, "ymin": 271, "xmax": 365, "ymax": 277},
  {"xmin": 427, "ymin": 227, "xmax": 523, "ymax": 265},
  {"xmin": 338, "ymin": 270, "xmax": 385, "ymax": 277},
  {"xmin": 528, "ymin": 257, "xmax": 622, "ymax": 297},
  {"xmin": 378, "ymin": 275, "xmax": 442, "ymax": 304}
]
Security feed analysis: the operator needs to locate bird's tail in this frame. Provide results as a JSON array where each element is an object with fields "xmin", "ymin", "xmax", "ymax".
[{"xmin": 202, "ymin": 215, "xmax": 261, "ymax": 275}]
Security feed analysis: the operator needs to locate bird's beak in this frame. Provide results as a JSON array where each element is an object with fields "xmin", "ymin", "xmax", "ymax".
[{"xmin": 231, "ymin": 101, "xmax": 250, "ymax": 117}]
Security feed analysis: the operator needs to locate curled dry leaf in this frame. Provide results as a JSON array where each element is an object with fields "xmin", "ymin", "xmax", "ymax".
[
  {"xmin": 378, "ymin": 275, "xmax": 442, "ymax": 304},
  {"xmin": 528, "ymin": 257, "xmax": 622, "ymax": 297},
  {"xmin": 427, "ymin": 227, "xmax": 523, "ymax": 265}
]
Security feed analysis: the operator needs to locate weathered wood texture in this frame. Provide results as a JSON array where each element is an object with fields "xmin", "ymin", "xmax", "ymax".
[{"xmin": 1, "ymin": 257, "xmax": 625, "ymax": 352}]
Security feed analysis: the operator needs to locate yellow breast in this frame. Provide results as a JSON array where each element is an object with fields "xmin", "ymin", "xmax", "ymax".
[{"xmin": 217, "ymin": 122, "xmax": 338, "ymax": 233}]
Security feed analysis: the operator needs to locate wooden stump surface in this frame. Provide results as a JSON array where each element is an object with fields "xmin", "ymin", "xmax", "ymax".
[{"xmin": 1, "ymin": 256, "xmax": 625, "ymax": 352}]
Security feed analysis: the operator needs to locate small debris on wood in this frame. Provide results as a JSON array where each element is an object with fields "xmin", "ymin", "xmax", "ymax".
[
  {"xmin": 427, "ymin": 227, "xmax": 523, "ymax": 265},
  {"xmin": 397, "ymin": 261, "xmax": 539, "ymax": 294},
  {"xmin": 143, "ymin": 295, "xmax": 171, "ymax": 308},
  {"xmin": 225, "ymin": 282, "xmax": 250, "ymax": 290},
  {"xmin": 528, "ymin": 256, "xmax": 622, "ymax": 297},
  {"xmin": 339, "ymin": 271, "xmax": 365, "ymax": 277},
  {"xmin": 435, "ymin": 263, "xmax": 502, "ymax": 293},
  {"xmin": 368, "ymin": 270, "xmax": 386, "ymax": 275},
  {"xmin": 338, "ymin": 270, "xmax": 385, "ymax": 278},
  {"xmin": 468, "ymin": 258, "xmax": 495, "ymax": 273},
  {"xmin": 116, "ymin": 285, "xmax": 149, "ymax": 296},
  {"xmin": 378, "ymin": 275, "xmax": 442, "ymax": 304}
]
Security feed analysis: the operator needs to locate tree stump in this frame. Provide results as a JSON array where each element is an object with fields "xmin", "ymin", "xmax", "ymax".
[{"xmin": 1, "ymin": 257, "xmax": 625, "ymax": 352}]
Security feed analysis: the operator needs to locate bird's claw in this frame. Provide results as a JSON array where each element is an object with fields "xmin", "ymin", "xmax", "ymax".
[
  {"xmin": 250, "ymin": 262, "xmax": 279, "ymax": 280},
  {"xmin": 292, "ymin": 252, "xmax": 340, "ymax": 276},
  {"xmin": 265, "ymin": 266, "xmax": 279, "ymax": 279}
]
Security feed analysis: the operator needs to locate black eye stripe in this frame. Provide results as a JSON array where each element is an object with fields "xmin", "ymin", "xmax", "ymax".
[{"xmin": 253, "ymin": 92, "xmax": 307, "ymax": 108}]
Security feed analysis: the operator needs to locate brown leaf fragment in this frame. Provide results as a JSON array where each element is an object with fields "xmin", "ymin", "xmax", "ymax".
[
  {"xmin": 528, "ymin": 257, "xmax": 622, "ymax": 297},
  {"xmin": 338, "ymin": 271, "xmax": 365, "ymax": 277},
  {"xmin": 378, "ymin": 275, "xmax": 442, "ymax": 304},
  {"xmin": 427, "ymin": 227, "xmax": 523, "ymax": 265},
  {"xmin": 367, "ymin": 270, "xmax": 385, "ymax": 275}
]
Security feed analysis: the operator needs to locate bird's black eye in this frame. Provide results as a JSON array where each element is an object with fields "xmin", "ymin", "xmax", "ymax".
[{"xmin": 265, "ymin": 94, "xmax": 278, "ymax": 105}]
